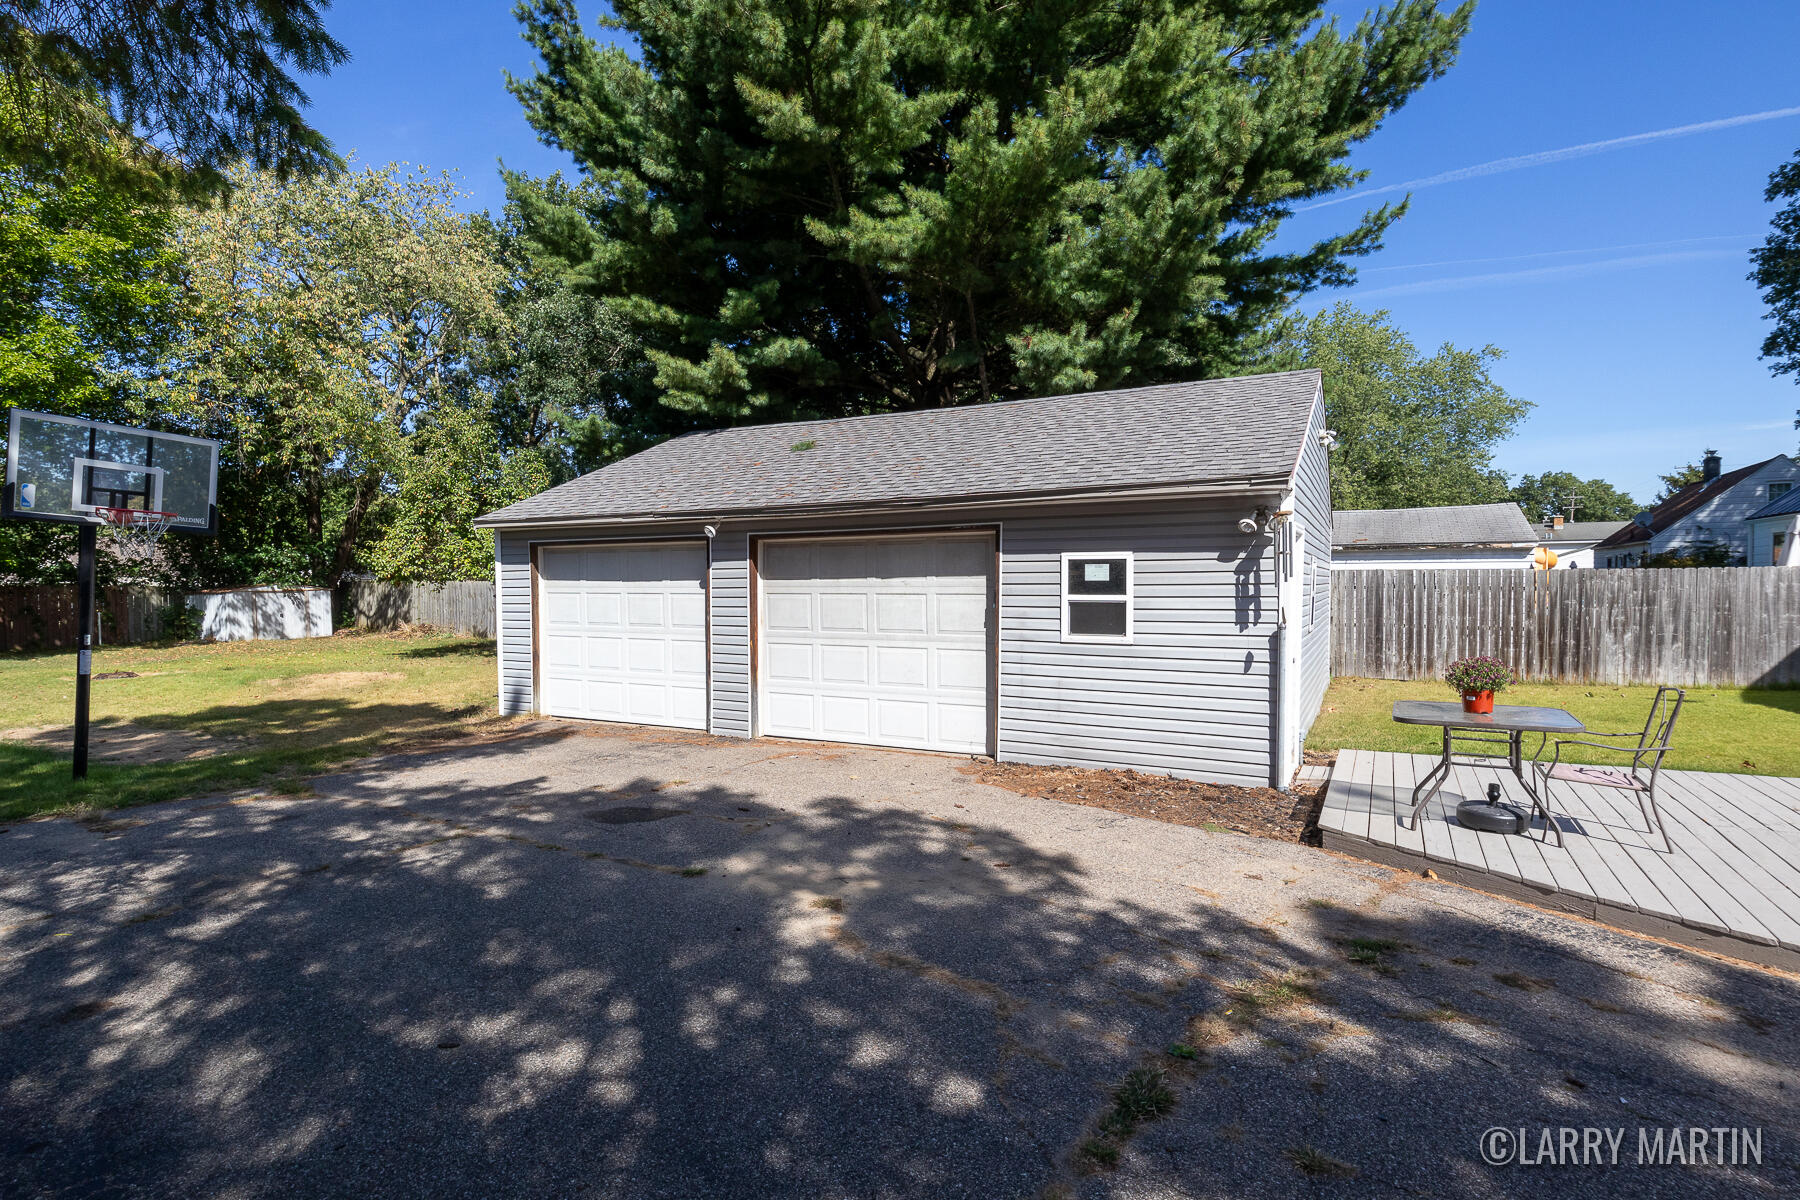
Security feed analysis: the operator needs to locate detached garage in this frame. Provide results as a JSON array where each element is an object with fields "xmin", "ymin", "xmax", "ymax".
[{"xmin": 478, "ymin": 369, "xmax": 1332, "ymax": 788}]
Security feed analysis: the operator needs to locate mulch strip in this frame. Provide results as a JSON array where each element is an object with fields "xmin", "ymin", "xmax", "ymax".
[{"xmin": 960, "ymin": 761, "xmax": 1325, "ymax": 844}]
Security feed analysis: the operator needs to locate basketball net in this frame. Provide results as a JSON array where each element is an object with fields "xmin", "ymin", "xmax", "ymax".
[{"xmin": 95, "ymin": 507, "xmax": 176, "ymax": 564}]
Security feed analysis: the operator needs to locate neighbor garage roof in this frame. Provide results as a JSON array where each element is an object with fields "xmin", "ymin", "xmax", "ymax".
[
  {"xmin": 1332, "ymin": 503, "xmax": 1537, "ymax": 549},
  {"xmin": 477, "ymin": 370, "xmax": 1322, "ymax": 526},
  {"xmin": 1541, "ymin": 520, "xmax": 1632, "ymax": 544}
]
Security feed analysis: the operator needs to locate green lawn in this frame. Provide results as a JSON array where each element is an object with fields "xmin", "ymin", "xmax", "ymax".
[
  {"xmin": 0, "ymin": 631, "xmax": 503, "ymax": 821},
  {"xmin": 1308, "ymin": 677, "xmax": 1800, "ymax": 777}
]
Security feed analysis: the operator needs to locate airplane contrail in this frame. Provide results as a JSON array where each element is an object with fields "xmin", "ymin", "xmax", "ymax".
[
  {"xmin": 1302, "ymin": 105, "xmax": 1800, "ymax": 212},
  {"xmin": 1360, "ymin": 233, "xmax": 1758, "ymax": 275},
  {"xmin": 1349, "ymin": 248, "xmax": 1740, "ymax": 299}
]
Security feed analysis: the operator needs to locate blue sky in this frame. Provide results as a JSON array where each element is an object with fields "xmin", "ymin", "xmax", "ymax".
[{"xmin": 302, "ymin": 1, "xmax": 1800, "ymax": 509}]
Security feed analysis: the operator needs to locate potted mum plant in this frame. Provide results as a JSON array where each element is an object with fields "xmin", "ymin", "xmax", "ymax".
[{"xmin": 1443, "ymin": 655, "xmax": 1514, "ymax": 714}]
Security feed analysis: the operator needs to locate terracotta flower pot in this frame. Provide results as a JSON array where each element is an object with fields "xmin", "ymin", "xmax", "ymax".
[{"xmin": 1462, "ymin": 690, "xmax": 1494, "ymax": 715}]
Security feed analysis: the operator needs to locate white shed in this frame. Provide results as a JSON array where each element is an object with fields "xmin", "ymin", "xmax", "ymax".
[{"xmin": 189, "ymin": 587, "xmax": 333, "ymax": 641}]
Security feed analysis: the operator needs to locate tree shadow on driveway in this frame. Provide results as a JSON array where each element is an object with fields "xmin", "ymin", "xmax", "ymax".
[{"xmin": 0, "ymin": 739, "xmax": 1796, "ymax": 1199}]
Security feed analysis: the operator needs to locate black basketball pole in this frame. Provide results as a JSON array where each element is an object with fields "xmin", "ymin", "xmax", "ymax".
[{"xmin": 73, "ymin": 522, "xmax": 96, "ymax": 780}]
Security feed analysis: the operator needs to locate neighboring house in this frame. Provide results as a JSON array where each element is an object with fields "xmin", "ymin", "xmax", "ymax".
[
  {"xmin": 475, "ymin": 370, "xmax": 1333, "ymax": 789},
  {"xmin": 1746, "ymin": 486, "xmax": 1800, "ymax": 566},
  {"xmin": 1595, "ymin": 453, "xmax": 1800, "ymax": 567},
  {"xmin": 1330, "ymin": 502, "xmax": 1539, "ymax": 569},
  {"xmin": 1535, "ymin": 516, "xmax": 1632, "ymax": 569}
]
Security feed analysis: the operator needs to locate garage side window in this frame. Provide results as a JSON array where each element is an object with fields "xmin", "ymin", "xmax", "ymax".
[{"xmin": 1061, "ymin": 552, "xmax": 1133, "ymax": 643}]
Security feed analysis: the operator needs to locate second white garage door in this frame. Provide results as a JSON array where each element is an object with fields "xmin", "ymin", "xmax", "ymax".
[
  {"xmin": 538, "ymin": 542, "xmax": 708, "ymax": 729},
  {"xmin": 757, "ymin": 534, "xmax": 992, "ymax": 754}
]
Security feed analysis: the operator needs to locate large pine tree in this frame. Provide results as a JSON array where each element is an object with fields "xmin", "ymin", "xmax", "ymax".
[{"xmin": 507, "ymin": 0, "xmax": 1472, "ymax": 442}]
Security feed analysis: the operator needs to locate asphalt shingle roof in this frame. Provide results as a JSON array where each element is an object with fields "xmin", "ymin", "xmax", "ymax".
[
  {"xmin": 1540, "ymin": 520, "xmax": 1632, "ymax": 544},
  {"xmin": 1595, "ymin": 457, "xmax": 1781, "ymax": 549},
  {"xmin": 478, "ymin": 370, "xmax": 1321, "ymax": 526},
  {"xmin": 1748, "ymin": 486, "xmax": 1800, "ymax": 520},
  {"xmin": 1332, "ymin": 503, "xmax": 1537, "ymax": 549}
]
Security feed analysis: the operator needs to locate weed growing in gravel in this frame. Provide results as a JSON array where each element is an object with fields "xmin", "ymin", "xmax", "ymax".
[
  {"xmin": 1078, "ymin": 1067, "xmax": 1177, "ymax": 1172},
  {"xmin": 1341, "ymin": 937, "xmax": 1402, "ymax": 968},
  {"xmin": 1285, "ymin": 1145, "xmax": 1358, "ymax": 1178},
  {"xmin": 1228, "ymin": 970, "xmax": 1318, "ymax": 1021},
  {"xmin": 1113, "ymin": 1068, "xmax": 1176, "ymax": 1123}
]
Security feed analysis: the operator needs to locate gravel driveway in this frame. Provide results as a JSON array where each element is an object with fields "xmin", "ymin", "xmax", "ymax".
[{"xmin": 2, "ymin": 722, "xmax": 1795, "ymax": 1198}]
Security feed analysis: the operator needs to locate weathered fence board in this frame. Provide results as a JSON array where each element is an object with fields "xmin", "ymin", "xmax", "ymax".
[
  {"xmin": 0, "ymin": 586, "xmax": 172, "ymax": 652},
  {"xmin": 344, "ymin": 580, "xmax": 494, "ymax": 638},
  {"xmin": 1331, "ymin": 567, "xmax": 1800, "ymax": 687}
]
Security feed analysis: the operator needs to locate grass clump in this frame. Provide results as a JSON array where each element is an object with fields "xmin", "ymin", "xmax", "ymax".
[
  {"xmin": 1285, "ymin": 1145, "xmax": 1358, "ymax": 1178},
  {"xmin": 1079, "ymin": 1066, "xmax": 1178, "ymax": 1172},
  {"xmin": 1341, "ymin": 936, "xmax": 1402, "ymax": 967},
  {"xmin": 1228, "ymin": 970, "xmax": 1318, "ymax": 1021}
]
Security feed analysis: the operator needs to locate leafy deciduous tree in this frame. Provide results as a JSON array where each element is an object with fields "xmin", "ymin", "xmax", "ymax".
[
  {"xmin": 488, "ymin": 181, "xmax": 647, "ymax": 482},
  {"xmin": 506, "ymin": 0, "xmax": 1472, "ymax": 438},
  {"xmin": 365, "ymin": 404, "xmax": 551, "ymax": 582},
  {"xmin": 1292, "ymin": 303, "xmax": 1531, "ymax": 511},
  {"xmin": 163, "ymin": 160, "xmax": 514, "ymax": 584},
  {"xmin": 1654, "ymin": 454, "xmax": 1712, "ymax": 504},
  {"xmin": 0, "ymin": 84, "xmax": 179, "ymax": 583},
  {"xmin": 1509, "ymin": 471, "xmax": 1638, "ymax": 523}
]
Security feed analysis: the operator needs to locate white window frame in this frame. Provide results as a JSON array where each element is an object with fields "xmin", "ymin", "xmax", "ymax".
[
  {"xmin": 1060, "ymin": 551, "xmax": 1133, "ymax": 644},
  {"xmin": 1770, "ymin": 480, "xmax": 1793, "ymax": 499}
]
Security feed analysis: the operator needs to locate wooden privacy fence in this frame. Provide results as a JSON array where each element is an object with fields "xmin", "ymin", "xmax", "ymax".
[
  {"xmin": 0, "ymin": 586, "xmax": 172, "ymax": 652},
  {"xmin": 343, "ymin": 580, "xmax": 494, "ymax": 638},
  {"xmin": 1331, "ymin": 567, "xmax": 1800, "ymax": 687}
]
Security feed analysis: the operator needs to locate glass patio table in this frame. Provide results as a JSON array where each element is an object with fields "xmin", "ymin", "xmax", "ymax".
[{"xmin": 1390, "ymin": 701, "xmax": 1586, "ymax": 845}]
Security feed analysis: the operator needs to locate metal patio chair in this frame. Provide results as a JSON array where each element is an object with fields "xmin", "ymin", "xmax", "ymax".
[{"xmin": 1532, "ymin": 687, "xmax": 1684, "ymax": 854}]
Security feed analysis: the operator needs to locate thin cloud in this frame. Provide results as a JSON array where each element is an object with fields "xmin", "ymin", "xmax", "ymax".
[
  {"xmin": 1350, "ymin": 248, "xmax": 1741, "ymax": 299},
  {"xmin": 1361, "ymin": 233, "xmax": 1758, "ymax": 275},
  {"xmin": 1303, "ymin": 106, "xmax": 1800, "ymax": 212}
]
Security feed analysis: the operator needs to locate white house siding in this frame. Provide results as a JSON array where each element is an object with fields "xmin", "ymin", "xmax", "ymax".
[
  {"xmin": 1748, "ymin": 513, "xmax": 1800, "ymax": 566},
  {"xmin": 1332, "ymin": 547, "xmax": 1534, "ymax": 570},
  {"xmin": 491, "ymin": 496, "xmax": 1287, "ymax": 788},
  {"xmin": 1291, "ymin": 390, "xmax": 1333, "ymax": 745},
  {"xmin": 1548, "ymin": 545, "xmax": 1599, "ymax": 569},
  {"xmin": 1648, "ymin": 457, "xmax": 1800, "ymax": 562}
]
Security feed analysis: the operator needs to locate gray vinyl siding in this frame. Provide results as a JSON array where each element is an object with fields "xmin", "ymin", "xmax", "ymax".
[
  {"xmin": 486, "ymin": 496, "xmax": 1287, "ymax": 787},
  {"xmin": 495, "ymin": 528, "xmax": 534, "ymax": 716},
  {"xmin": 709, "ymin": 527, "xmax": 751, "ymax": 736},
  {"xmin": 997, "ymin": 501, "xmax": 1277, "ymax": 788},
  {"xmin": 1291, "ymin": 386, "xmax": 1332, "ymax": 743}
]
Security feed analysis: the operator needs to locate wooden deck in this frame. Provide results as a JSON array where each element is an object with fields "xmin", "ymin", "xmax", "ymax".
[{"xmin": 1318, "ymin": 750, "xmax": 1800, "ymax": 971}]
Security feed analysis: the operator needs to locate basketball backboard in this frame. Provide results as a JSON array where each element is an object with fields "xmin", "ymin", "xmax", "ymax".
[{"xmin": 3, "ymin": 409, "xmax": 219, "ymax": 534}]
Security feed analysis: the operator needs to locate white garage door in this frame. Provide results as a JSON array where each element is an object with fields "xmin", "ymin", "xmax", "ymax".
[
  {"xmin": 538, "ymin": 543, "xmax": 708, "ymax": 729},
  {"xmin": 758, "ymin": 534, "xmax": 992, "ymax": 754}
]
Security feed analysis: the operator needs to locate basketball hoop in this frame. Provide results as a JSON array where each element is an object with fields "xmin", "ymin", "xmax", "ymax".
[{"xmin": 95, "ymin": 506, "xmax": 177, "ymax": 561}]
